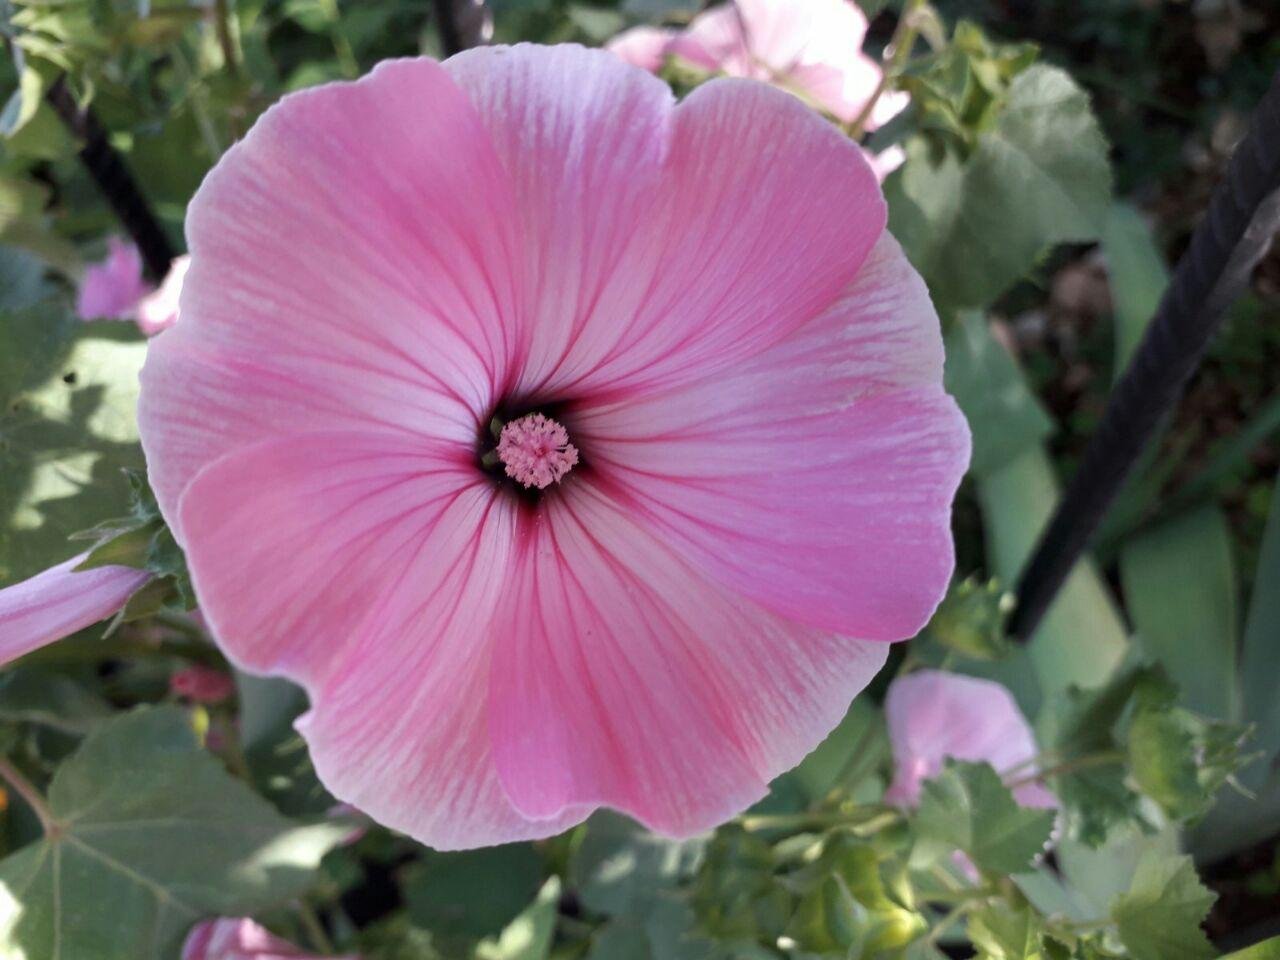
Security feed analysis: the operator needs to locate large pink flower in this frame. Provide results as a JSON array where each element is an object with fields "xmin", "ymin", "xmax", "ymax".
[
  {"xmin": 138, "ymin": 46, "xmax": 969, "ymax": 849},
  {"xmin": 607, "ymin": 0, "xmax": 905, "ymax": 128},
  {"xmin": 0, "ymin": 553, "xmax": 149, "ymax": 665},
  {"xmin": 884, "ymin": 670, "xmax": 1057, "ymax": 810}
]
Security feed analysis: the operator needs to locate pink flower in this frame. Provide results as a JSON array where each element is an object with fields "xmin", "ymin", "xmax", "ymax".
[
  {"xmin": 171, "ymin": 664, "xmax": 236, "ymax": 703},
  {"xmin": 0, "ymin": 553, "xmax": 149, "ymax": 666},
  {"xmin": 182, "ymin": 918, "xmax": 356, "ymax": 960},
  {"xmin": 76, "ymin": 237, "xmax": 152, "ymax": 321},
  {"xmin": 607, "ymin": 0, "xmax": 903, "ymax": 128},
  {"xmin": 138, "ymin": 47, "xmax": 969, "ymax": 849},
  {"xmin": 75, "ymin": 240, "xmax": 189, "ymax": 335},
  {"xmin": 884, "ymin": 670, "xmax": 1058, "ymax": 810}
]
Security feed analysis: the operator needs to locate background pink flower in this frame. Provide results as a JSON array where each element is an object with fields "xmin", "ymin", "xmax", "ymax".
[
  {"xmin": 884, "ymin": 669, "xmax": 1058, "ymax": 810},
  {"xmin": 75, "ymin": 242, "xmax": 188, "ymax": 335},
  {"xmin": 607, "ymin": 0, "xmax": 904, "ymax": 128},
  {"xmin": 76, "ymin": 237, "xmax": 152, "ymax": 320},
  {"xmin": 171, "ymin": 664, "xmax": 236, "ymax": 703},
  {"xmin": 182, "ymin": 918, "xmax": 356, "ymax": 960},
  {"xmin": 0, "ymin": 553, "xmax": 149, "ymax": 666},
  {"xmin": 139, "ymin": 47, "xmax": 968, "ymax": 849}
]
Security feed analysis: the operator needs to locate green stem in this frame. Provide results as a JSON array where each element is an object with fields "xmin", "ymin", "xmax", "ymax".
[
  {"xmin": 296, "ymin": 901, "xmax": 336, "ymax": 955},
  {"xmin": 1005, "ymin": 751, "xmax": 1127, "ymax": 791},
  {"xmin": 0, "ymin": 756, "xmax": 56, "ymax": 835},
  {"xmin": 212, "ymin": 0, "xmax": 242, "ymax": 79},
  {"xmin": 846, "ymin": 0, "xmax": 925, "ymax": 138}
]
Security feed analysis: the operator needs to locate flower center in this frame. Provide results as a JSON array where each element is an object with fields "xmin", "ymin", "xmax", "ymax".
[{"xmin": 496, "ymin": 413, "xmax": 579, "ymax": 490}]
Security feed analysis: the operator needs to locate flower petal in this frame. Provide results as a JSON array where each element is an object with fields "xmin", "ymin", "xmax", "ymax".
[
  {"xmin": 574, "ymin": 232, "xmax": 969, "ymax": 641},
  {"xmin": 443, "ymin": 45, "xmax": 884, "ymax": 398},
  {"xmin": 76, "ymin": 238, "xmax": 151, "ymax": 321},
  {"xmin": 0, "ymin": 554, "xmax": 148, "ymax": 665},
  {"xmin": 605, "ymin": 25, "xmax": 679, "ymax": 72},
  {"xmin": 883, "ymin": 670, "xmax": 1055, "ymax": 808},
  {"xmin": 139, "ymin": 57, "xmax": 520, "ymax": 535},
  {"xmin": 175, "ymin": 431, "xmax": 584, "ymax": 848},
  {"xmin": 488, "ymin": 482, "xmax": 889, "ymax": 836}
]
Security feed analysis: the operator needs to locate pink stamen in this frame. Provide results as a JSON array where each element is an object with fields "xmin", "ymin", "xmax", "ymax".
[{"xmin": 497, "ymin": 414, "xmax": 580, "ymax": 490}]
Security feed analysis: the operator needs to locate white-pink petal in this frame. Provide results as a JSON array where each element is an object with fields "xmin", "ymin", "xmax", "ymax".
[
  {"xmin": 0, "ymin": 553, "xmax": 149, "ymax": 666},
  {"xmin": 884, "ymin": 670, "xmax": 1058, "ymax": 809},
  {"xmin": 488, "ymin": 484, "xmax": 889, "ymax": 836}
]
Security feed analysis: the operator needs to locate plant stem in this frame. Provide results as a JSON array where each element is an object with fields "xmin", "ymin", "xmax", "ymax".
[
  {"xmin": 0, "ymin": 756, "xmax": 56, "ymax": 835},
  {"xmin": 925, "ymin": 901, "xmax": 978, "ymax": 946},
  {"xmin": 296, "ymin": 901, "xmax": 336, "ymax": 955},
  {"xmin": 212, "ymin": 0, "xmax": 241, "ymax": 79},
  {"xmin": 1004, "ymin": 751, "xmax": 1127, "ymax": 791},
  {"xmin": 847, "ymin": 0, "xmax": 925, "ymax": 138}
]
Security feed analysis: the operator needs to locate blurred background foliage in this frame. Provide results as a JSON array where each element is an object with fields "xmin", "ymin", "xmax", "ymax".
[{"xmin": 1, "ymin": 0, "xmax": 1280, "ymax": 958}]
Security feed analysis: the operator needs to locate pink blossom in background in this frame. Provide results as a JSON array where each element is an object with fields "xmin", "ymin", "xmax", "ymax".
[
  {"xmin": 138, "ymin": 46, "xmax": 969, "ymax": 849},
  {"xmin": 606, "ymin": 0, "xmax": 908, "ymax": 129},
  {"xmin": 0, "ymin": 553, "xmax": 149, "ymax": 667},
  {"xmin": 182, "ymin": 918, "xmax": 356, "ymax": 960},
  {"xmin": 75, "ymin": 241, "xmax": 188, "ymax": 335},
  {"xmin": 76, "ymin": 237, "xmax": 151, "ymax": 321},
  {"xmin": 884, "ymin": 670, "xmax": 1058, "ymax": 810},
  {"xmin": 171, "ymin": 664, "xmax": 236, "ymax": 704}
]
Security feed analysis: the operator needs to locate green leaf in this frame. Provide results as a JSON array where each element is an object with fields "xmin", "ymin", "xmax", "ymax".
[
  {"xmin": 888, "ymin": 65, "xmax": 1112, "ymax": 310},
  {"xmin": 569, "ymin": 812, "xmax": 705, "ymax": 919},
  {"xmin": 943, "ymin": 312, "xmax": 1055, "ymax": 477},
  {"xmin": 978, "ymin": 447, "xmax": 1128, "ymax": 697},
  {"xmin": 1100, "ymin": 204, "xmax": 1168, "ymax": 375},
  {"xmin": 0, "ymin": 303, "xmax": 147, "ymax": 585},
  {"xmin": 1119, "ymin": 504, "xmax": 1240, "ymax": 720},
  {"xmin": 914, "ymin": 761, "xmax": 1055, "ymax": 874},
  {"xmin": 968, "ymin": 903, "xmax": 1045, "ymax": 960},
  {"xmin": 1126, "ymin": 699, "xmax": 1250, "ymax": 823},
  {"xmin": 404, "ymin": 844, "xmax": 544, "ymax": 945},
  {"xmin": 1243, "ymin": 468, "xmax": 1280, "ymax": 748},
  {"xmin": 1218, "ymin": 935, "xmax": 1280, "ymax": 960},
  {"xmin": 787, "ymin": 698, "xmax": 884, "ymax": 802},
  {"xmin": 474, "ymin": 877, "xmax": 560, "ymax": 960},
  {"xmin": 0, "ymin": 706, "xmax": 346, "ymax": 960},
  {"xmin": 1111, "ymin": 853, "xmax": 1216, "ymax": 960},
  {"xmin": 0, "ymin": 667, "xmax": 111, "ymax": 735}
]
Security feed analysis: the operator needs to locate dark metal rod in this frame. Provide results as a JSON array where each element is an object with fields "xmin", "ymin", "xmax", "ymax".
[
  {"xmin": 1010, "ymin": 66, "xmax": 1280, "ymax": 641},
  {"xmin": 43, "ymin": 76, "xmax": 177, "ymax": 281},
  {"xmin": 431, "ymin": 0, "xmax": 492, "ymax": 58}
]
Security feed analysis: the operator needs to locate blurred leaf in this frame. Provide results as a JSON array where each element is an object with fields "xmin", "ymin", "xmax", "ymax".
[
  {"xmin": 0, "ymin": 706, "xmax": 346, "ymax": 959},
  {"xmin": 943, "ymin": 312, "xmax": 1054, "ymax": 478},
  {"xmin": 0, "ymin": 301, "xmax": 147, "ymax": 585},
  {"xmin": 1218, "ymin": 936, "xmax": 1280, "ymax": 960},
  {"xmin": 914, "ymin": 761, "xmax": 1054, "ymax": 874},
  {"xmin": 474, "ymin": 877, "xmax": 559, "ymax": 960},
  {"xmin": 404, "ymin": 843, "xmax": 543, "ymax": 945},
  {"xmin": 788, "ymin": 698, "xmax": 884, "ymax": 802},
  {"xmin": 0, "ymin": 667, "xmax": 111, "ymax": 735},
  {"xmin": 1119, "ymin": 504, "xmax": 1240, "ymax": 720},
  {"xmin": 889, "ymin": 65, "xmax": 1112, "ymax": 310},
  {"xmin": 0, "ymin": 245, "xmax": 51, "ymax": 311},
  {"xmin": 978, "ymin": 447, "xmax": 1128, "ymax": 697},
  {"xmin": 1111, "ymin": 852, "xmax": 1216, "ymax": 960},
  {"xmin": 569, "ymin": 812, "xmax": 704, "ymax": 919},
  {"xmin": 1243, "ymin": 468, "xmax": 1280, "ymax": 744},
  {"xmin": 968, "ymin": 903, "xmax": 1045, "ymax": 960},
  {"xmin": 234, "ymin": 672, "xmax": 329, "ymax": 817},
  {"xmin": 1057, "ymin": 825, "xmax": 1180, "ymax": 923},
  {"xmin": 1100, "ymin": 204, "xmax": 1168, "ymax": 375}
]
